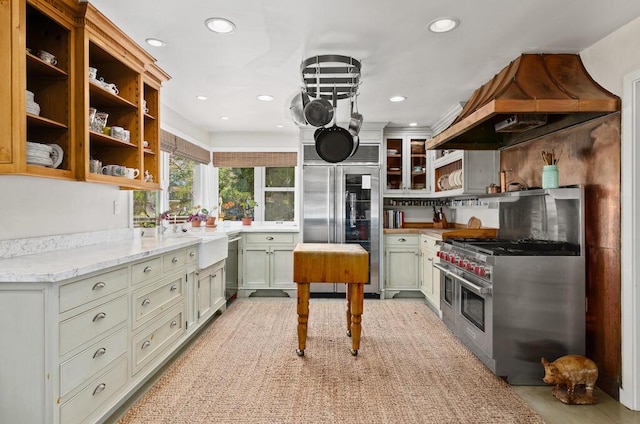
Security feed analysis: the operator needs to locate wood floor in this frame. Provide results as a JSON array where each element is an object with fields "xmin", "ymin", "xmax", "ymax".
[{"xmin": 513, "ymin": 386, "xmax": 640, "ymax": 424}]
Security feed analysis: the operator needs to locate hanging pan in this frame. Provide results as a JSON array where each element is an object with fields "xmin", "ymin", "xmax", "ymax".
[
  {"xmin": 315, "ymin": 89, "xmax": 354, "ymax": 163},
  {"xmin": 289, "ymin": 89, "xmax": 310, "ymax": 126},
  {"xmin": 304, "ymin": 62, "xmax": 334, "ymax": 127},
  {"xmin": 348, "ymin": 93, "xmax": 363, "ymax": 136}
]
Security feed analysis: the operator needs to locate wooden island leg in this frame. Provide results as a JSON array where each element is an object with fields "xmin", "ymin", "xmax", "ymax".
[
  {"xmin": 349, "ymin": 282, "xmax": 364, "ymax": 356},
  {"xmin": 296, "ymin": 282, "xmax": 310, "ymax": 356},
  {"xmin": 345, "ymin": 283, "xmax": 352, "ymax": 337}
]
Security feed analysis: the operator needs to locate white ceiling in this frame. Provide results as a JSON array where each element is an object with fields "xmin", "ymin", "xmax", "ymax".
[{"xmin": 87, "ymin": 0, "xmax": 640, "ymax": 136}]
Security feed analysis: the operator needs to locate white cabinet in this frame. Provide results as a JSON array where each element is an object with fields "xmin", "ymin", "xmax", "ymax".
[
  {"xmin": 240, "ymin": 232, "xmax": 298, "ymax": 297},
  {"xmin": 431, "ymin": 150, "xmax": 499, "ymax": 196},
  {"xmin": 419, "ymin": 234, "xmax": 441, "ymax": 315},
  {"xmin": 195, "ymin": 260, "xmax": 226, "ymax": 325},
  {"xmin": 384, "ymin": 131, "xmax": 431, "ymax": 196},
  {"xmin": 0, "ymin": 244, "xmax": 197, "ymax": 424},
  {"xmin": 383, "ymin": 234, "xmax": 420, "ymax": 298}
]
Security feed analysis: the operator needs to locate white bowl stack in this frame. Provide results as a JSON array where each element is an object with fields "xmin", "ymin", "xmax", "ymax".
[{"xmin": 26, "ymin": 90, "xmax": 41, "ymax": 116}]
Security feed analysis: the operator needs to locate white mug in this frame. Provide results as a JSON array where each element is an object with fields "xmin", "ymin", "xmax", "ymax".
[
  {"xmin": 101, "ymin": 164, "xmax": 126, "ymax": 177},
  {"xmin": 37, "ymin": 50, "xmax": 57, "ymax": 66},
  {"xmin": 88, "ymin": 66, "xmax": 97, "ymax": 80},
  {"xmin": 125, "ymin": 168, "xmax": 140, "ymax": 179}
]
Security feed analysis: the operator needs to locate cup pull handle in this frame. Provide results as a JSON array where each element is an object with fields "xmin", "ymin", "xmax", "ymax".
[
  {"xmin": 170, "ymin": 285, "xmax": 177, "ymax": 292},
  {"xmin": 189, "ymin": 251, "xmax": 196, "ymax": 257},
  {"xmin": 143, "ymin": 266, "xmax": 152, "ymax": 273},
  {"xmin": 170, "ymin": 320, "xmax": 178, "ymax": 328},
  {"xmin": 266, "ymin": 236, "xmax": 274, "ymax": 240},
  {"xmin": 141, "ymin": 298, "xmax": 151, "ymax": 307},
  {"xmin": 92, "ymin": 312, "xmax": 106, "ymax": 322},
  {"xmin": 93, "ymin": 347, "xmax": 107, "ymax": 359},
  {"xmin": 141, "ymin": 340, "xmax": 151, "ymax": 349},
  {"xmin": 92, "ymin": 383, "xmax": 106, "ymax": 396},
  {"xmin": 399, "ymin": 238, "xmax": 406, "ymax": 242},
  {"xmin": 171, "ymin": 257, "xmax": 178, "ymax": 263},
  {"xmin": 92, "ymin": 282, "xmax": 106, "ymax": 290}
]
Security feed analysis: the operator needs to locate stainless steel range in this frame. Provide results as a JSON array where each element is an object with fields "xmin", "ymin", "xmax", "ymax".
[{"xmin": 435, "ymin": 187, "xmax": 585, "ymax": 385}]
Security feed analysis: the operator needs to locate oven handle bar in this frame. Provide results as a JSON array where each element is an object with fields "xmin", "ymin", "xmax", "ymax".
[{"xmin": 433, "ymin": 263, "xmax": 492, "ymax": 295}]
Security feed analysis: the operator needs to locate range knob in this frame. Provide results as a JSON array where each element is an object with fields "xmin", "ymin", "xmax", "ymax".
[
  {"xmin": 465, "ymin": 262, "xmax": 473, "ymax": 271},
  {"xmin": 473, "ymin": 264, "xmax": 481, "ymax": 274},
  {"xmin": 458, "ymin": 258, "xmax": 465, "ymax": 267},
  {"xmin": 484, "ymin": 267, "xmax": 491, "ymax": 278},
  {"xmin": 479, "ymin": 267, "xmax": 487, "ymax": 277},
  {"xmin": 450, "ymin": 256, "xmax": 457, "ymax": 264}
]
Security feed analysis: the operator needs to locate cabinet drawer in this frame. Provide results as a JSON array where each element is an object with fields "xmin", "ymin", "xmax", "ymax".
[
  {"xmin": 132, "ymin": 305, "xmax": 184, "ymax": 374},
  {"xmin": 420, "ymin": 235, "xmax": 440, "ymax": 250},
  {"xmin": 131, "ymin": 257, "xmax": 162, "ymax": 285},
  {"xmin": 59, "ymin": 295, "xmax": 128, "ymax": 355},
  {"xmin": 186, "ymin": 246, "xmax": 198, "ymax": 264},
  {"xmin": 59, "ymin": 267, "xmax": 128, "ymax": 313},
  {"xmin": 60, "ymin": 357, "xmax": 128, "ymax": 424},
  {"xmin": 132, "ymin": 273, "xmax": 184, "ymax": 329},
  {"xmin": 60, "ymin": 327, "xmax": 128, "ymax": 397},
  {"xmin": 385, "ymin": 234, "xmax": 419, "ymax": 246},
  {"xmin": 163, "ymin": 248, "xmax": 187, "ymax": 273},
  {"xmin": 244, "ymin": 233, "xmax": 295, "ymax": 244}
]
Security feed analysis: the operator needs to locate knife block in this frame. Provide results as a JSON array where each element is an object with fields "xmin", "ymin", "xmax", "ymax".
[{"xmin": 433, "ymin": 213, "xmax": 448, "ymax": 229}]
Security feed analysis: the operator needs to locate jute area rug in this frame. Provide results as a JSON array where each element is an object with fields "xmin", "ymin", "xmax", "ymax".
[{"xmin": 117, "ymin": 298, "xmax": 545, "ymax": 424}]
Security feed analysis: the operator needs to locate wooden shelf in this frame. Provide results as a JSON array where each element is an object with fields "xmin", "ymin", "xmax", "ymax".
[
  {"xmin": 26, "ymin": 53, "xmax": 68, "ymax": 77},
  {"xmin": 90, "ymin": 131, "xmax": 138, "ymax": 148},
  {"xmin": 27, "ymin": 113, "xmax": 68, "ymax": 129}
]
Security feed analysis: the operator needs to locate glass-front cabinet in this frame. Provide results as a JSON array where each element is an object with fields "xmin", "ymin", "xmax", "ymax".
[{"xmin": 384, "ymin": 131, "xmax": 430, "ymax": 196}]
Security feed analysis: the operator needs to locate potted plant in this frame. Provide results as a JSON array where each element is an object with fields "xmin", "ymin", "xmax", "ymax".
[
  {"xmin": 239, "ymin": 199, "xmax": 258, "ymax": 225},
  {"xmin": 188, "ymin": 205, "xmax": 208, "ymax": 227}
]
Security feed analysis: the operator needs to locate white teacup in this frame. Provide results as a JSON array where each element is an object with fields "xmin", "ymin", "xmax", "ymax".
[
  {"xmin": 88, "ymin": 67, "xmax": 97, "ymax": 80},
  {"xmin": 125, "ymin": 168, "xmax": 140, "ymax": 179},
  {"xmin": 37, "ymin": 50, "xmax": 57, "ymax": 66}
]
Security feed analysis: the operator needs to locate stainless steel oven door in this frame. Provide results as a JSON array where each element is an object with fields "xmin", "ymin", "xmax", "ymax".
[{"xmin": 435, "ymin": 263, "xmax": 494, "ymax": 367}]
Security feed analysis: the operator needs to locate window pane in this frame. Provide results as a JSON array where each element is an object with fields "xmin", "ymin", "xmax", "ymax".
[
  {"xmin": 219, "ymin": 167, "xmax": 255, "ymax": 221},
  {"xmin": 133, "ymin": 190, "xmax": 160, "ymax": 228},
  {"xmin": 169, "ymin": 155, "xmax": 197, "ymax": 212},
  {"xmin": 266, "ymin": 167, "xmax": 294, "ymax": 187},
  {"xmin": 265, "ymin": 191, "xmax": 294, "ymax": 221}
]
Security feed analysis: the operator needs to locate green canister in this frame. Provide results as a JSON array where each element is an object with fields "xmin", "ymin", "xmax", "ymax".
[{"xmin": 542, "ymin": 165, "xmax": 559, "ymax": 189}]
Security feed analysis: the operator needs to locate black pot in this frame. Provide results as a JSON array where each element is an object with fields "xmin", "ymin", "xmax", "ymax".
[{"xmin": 315, "ymin": 124, "xmax": 354, "ymax": 163}]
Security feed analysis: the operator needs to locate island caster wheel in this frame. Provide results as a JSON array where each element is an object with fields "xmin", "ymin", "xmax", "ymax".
[
  {"xmin": 296, "ymin": 349, "xmax": 305, "ymax": 357},
  {"xmin": 350, "ymin": 349, "xmax": 358, "ymax": 356},
  {"xmin": 346, "ymin": 329, "xmax": 352, "ymax": 337}
]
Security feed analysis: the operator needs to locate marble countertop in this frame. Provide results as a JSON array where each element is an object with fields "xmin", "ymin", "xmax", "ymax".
[
  {"xmin": 0, "ymin": 222, "xmax": 300, "ymax": 283},
  {"xmin": 0, "ymin": 237, "xmax": 199, "ymax": 283}
]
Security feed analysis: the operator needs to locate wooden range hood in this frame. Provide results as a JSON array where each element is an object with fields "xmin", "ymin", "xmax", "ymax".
[{"xmin": 426, "ymin": 54, "xmax": 621, "ymax": 150}]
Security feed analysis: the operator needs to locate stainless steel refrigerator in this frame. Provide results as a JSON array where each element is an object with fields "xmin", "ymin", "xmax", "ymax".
[{"xmin": 302, "ymin": 164, "xmax": 380, "ymax": 294}]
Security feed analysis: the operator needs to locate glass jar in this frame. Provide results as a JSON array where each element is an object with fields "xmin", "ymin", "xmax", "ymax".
[{"xmin": 542, "ymin": 165, "xmax": 559, "ymax": 189}]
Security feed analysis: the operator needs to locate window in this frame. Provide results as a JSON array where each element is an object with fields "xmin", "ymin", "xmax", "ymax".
[
  {"xmin": 168, "ymin": 154, "xmax": 197, "ymax": 213},
  {"xmin": 264, "ymin": 167, "xmax": 295, "ymax": 221},
  {"xmin": 218, "ymin": 166, "xmax": 296, "ymax": 222},
  {"xmin": 133, "ymin": 190, "xmax": 160, "ymax": 228}
]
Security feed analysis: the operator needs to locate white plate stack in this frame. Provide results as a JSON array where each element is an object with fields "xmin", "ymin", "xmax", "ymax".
[
  {"xmin": 26, "ymin": 90, "xmax": 41, "ymax": 116},
  {"xmin": 27, "ymin": 142, "xmax": 63, "ymax": 168}
]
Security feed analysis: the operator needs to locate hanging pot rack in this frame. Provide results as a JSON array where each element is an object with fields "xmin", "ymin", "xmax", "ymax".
[{"xmin": 300, "ymin": 54, "xmax": 361, "ymax": 101}]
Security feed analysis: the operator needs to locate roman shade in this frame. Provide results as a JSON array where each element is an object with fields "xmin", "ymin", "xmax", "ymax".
[
  {"xmin": 160, "ymin": 130, "xmax": 210, "ymax": 164},
  {"xmin": 213, "ymin": 152, "xmax": 297, "ymax": 167}
]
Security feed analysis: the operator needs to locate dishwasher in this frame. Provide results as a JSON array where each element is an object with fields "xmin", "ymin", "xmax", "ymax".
[{"xmin": 226, "ymin": 233, "xmax": 241, "ymax": 301}]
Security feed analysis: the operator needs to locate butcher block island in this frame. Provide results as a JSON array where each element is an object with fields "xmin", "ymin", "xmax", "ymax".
[{"xmin": 293, "ymin": 243, "xmax": 369, "ymax": 356}]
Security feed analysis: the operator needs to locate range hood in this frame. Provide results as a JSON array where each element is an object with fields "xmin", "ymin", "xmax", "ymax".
[{"xmin": 426, "ymin": 54, "xmax": 620, "ymax": 150}]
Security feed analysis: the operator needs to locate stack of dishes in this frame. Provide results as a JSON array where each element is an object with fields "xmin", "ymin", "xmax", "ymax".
[
  {"xmin": 26, "ymin": 142, "xmax": 63, "ymax": 168},
  {"xmin": 26, "ymin": 90, "xmax": 41, "ymax": 116}
]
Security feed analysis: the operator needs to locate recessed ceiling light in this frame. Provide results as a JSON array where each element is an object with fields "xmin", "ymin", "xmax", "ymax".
[
  {"xmin": 205, "ymin": 17, "xmax": 236, "ymax": 34},
  {"xmin": 276, "ymin": 125, "xmax": 284, "ymax": 128},
  {"xmin": 195, "ymin": 95, "xmax": 208, "ymax": 100},
  {"xmin": 389, "ymin": 96, "xmax": 407, "ymax": 102},
  {"xmin": 257, "ymin": 94, "xmax": 274, "ymax": 101},
  {"xmin": 145, "ymin": 38, "xmax": 166, "ymax": 47},
  {"xmin": 428, "ymin": 17, "xmax": 459, "ymax": 33},
  {"xmin": 409, "ymin": 122, "xmax": 418, "ymax": 127},
  {"xmin": 221, "ymin": 116, "xmax": 229, "ymax": 120}
]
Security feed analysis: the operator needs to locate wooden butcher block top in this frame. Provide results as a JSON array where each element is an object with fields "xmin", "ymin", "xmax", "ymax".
[
  {"xmin": 384, "ymin": 227, "xmax": 498, "ymax": 240},
  {"xmin": 293, "ymin": 243, "xmax": 368, "ymax": 283}
]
